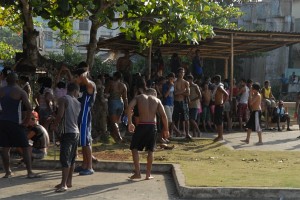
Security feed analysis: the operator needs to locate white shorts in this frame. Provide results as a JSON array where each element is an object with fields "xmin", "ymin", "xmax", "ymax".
[{"xmin": 164, "ymin": 105, "xmax": 174, "ymax": 123}]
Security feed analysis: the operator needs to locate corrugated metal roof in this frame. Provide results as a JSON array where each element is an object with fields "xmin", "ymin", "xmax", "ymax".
[{"xmin": 92, "ymin": 28, "xmax": 300, "ymax": 59}]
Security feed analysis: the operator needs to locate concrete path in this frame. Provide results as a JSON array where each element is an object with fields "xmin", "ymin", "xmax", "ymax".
[
  {"xmin": 0, "ymin": 169, "xmax": 180, "ymax": 200},
  {"xmin": 1, "ymin": 127, "xmax": 300, "ymax": 200}
]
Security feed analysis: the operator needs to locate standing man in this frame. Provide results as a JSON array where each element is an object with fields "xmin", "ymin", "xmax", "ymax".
[
  {"xmin": 73, "ymin": 61, "xmax": 96, "ymax": 176},
  {"xmin": 51, "ymin": 82, "xmax": 81, "ymax": 192},
  {"xmin": 105, "ymin": 71, "xmax": 128, "ymax": 143},
  {"xmin": 242, "ymin": 83, "xmax": 263, "ymax": 145},
  {"xmin": 186, "ymin": 75, "xmax": 202, "ymax": 137},
  {"xmin": 0, "ymin": 72, "xmax": 40, "ymax": 178},
  {"xmin": 173, "ymin": 68, "xmax": 191, "ymax": 139},
  {"xmin": 237, "ymin": 79, "xmax": 249, "ymax": 131},
  {"xmin": 127, "ymin": 88, "xmax": 169, "ymax": 180},
  {"xmin": 212, "ymin": 75, "xmax": 228, "ymax": 142}
]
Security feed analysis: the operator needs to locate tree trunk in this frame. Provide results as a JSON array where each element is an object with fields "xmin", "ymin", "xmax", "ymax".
[
  {"xmin": 86, "ymin": 16, "xmax": 102, "ymax": 68},
  {"xmin": 19, "ymin": 0, "xmax": 39, "ymax": 69}
]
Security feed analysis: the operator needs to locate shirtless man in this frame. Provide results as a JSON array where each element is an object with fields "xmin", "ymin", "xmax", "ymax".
[
  {"xmin": 105, "ymin": 71, "xmax": 128, "ymax": 143},
  {"xmin": 0, "ymin": 72, "xmax": 40, "ymax": 178},
  {"xmin": 241, "ymin": 83, "xmax": 263, "ymax": 145},
  {"xmin": 212, "ymin": 75, "xmax": 228, "ymax": 142},
  {"xmin": 126, "ymin": 88, "xmax": 169, "ymax": 180},
  {"xmin": 116, "ymin": 50, "xmax": 132, "ymax": 87},
  {"xmin": 201, "ymin": 83, "xmax": 213, "ymax": 132},
  {"xmin": 173, "ymin": 68, "xmax": 191, "ymax": 139}
]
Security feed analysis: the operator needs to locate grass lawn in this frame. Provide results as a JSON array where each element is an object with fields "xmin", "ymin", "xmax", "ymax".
[{"xmin": 46, "ymin": 138, "xmax": 300, "ymax": 188}]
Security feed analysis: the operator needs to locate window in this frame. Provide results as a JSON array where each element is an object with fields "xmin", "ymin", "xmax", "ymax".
[
  {"xmin": 44, "ymin": 31, "xmax": 53, "ymax": 41},
  {"xmin": 79, "ymin": 34, "xmax": 89, "ymax": 44},
  {"xmin": 79, "ymin": 19, "xmax": 89, "ymax": 30}
]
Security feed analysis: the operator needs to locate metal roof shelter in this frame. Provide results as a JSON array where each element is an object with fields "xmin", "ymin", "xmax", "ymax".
[{"xmin": 94, "ymin": 28, "xmax": 300, "ymax": 98}]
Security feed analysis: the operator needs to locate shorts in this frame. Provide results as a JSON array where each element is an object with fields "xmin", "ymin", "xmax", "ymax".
[
  {"xmin": 39, "ymin": 108, "xmax": 51, "ymax": 122},
  {"xmin": 130, "ymin": 123, "xmax": 157, "ymax": 152},
  {"xmin": 223, "ymin": 101, "xmax": 231, "ymax": 112},
  {"xmin": 245, "ymin": 110, "xmax": 262, "ymax": 132},
  {"xmin": 238, "ymin": 103, "xmax": 248, "ymax": 120},
  {"xmin": 214, "ymin": 105, "xmax": 224, "ymax": 126},
  {"xmin": 201, "ymin": 105, "xmax": 211, "ymax": 122},
  {"xmin": 32, "ymin": 148, "xmax": 46, "ymax": 159},
  {"xmin": 0, "ymin": 120, "xmax": 29, "ymax": 147},
  {"xmin": 189, "ymin": 108, "xmax": 198, "ymax": 121},
  {"xmin": 108, "ymin": 99, "xmax": 124, "ymax": 116},
  {"xmin": 60, "ymin": 133, "xmax": 79, "ymax": 168},
  {"xmin": 164, "ymin": 105, "xmax": 173, "ymax": 123},
  {"xmin": 78, "ymin": 117, "xmax": 92, "ymax": 147},
  {"xmin": 272, "ymin": 114, "xmax": 288, "ymax": 123},
  {"xmin": 173, "ymin": 101, "xmax": 189, "ymax": 122}
]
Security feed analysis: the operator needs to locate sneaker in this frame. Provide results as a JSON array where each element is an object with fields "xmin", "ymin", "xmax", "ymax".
[
  {"xmin": 278, "ymin": 128, "xmax": 282, "ymax": 132},
  {"xmin": 287, "ymin": 128, "xmax": 292, "ymax": 131},
  {"xmin": 79, "ymin": 169, "xmax": 94, "ymax": 176}
]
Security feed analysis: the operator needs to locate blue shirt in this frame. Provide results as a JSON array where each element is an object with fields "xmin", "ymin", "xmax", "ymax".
[{"xmin": 162, "ymin": 82, "xmax": 174, "ymax": 106}]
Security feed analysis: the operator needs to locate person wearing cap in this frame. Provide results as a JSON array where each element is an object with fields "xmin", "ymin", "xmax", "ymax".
[
  {"xmin": 0, "ymin": 72, "xmax": 40, "ymax": 178},
  {"xmin": 17, "ymin": 111, "xmax": 49, "ymax": 162},
  {"xmin": 73, "ymin": 61, "xmax": 96, "ymax": 176},
  {"xmin": 271, "ymin": 100, "xmax": 292, "ymax": 131},
  {"xmin": 241, "ymin": 83, "xmax": 263, "ymax": 145}
]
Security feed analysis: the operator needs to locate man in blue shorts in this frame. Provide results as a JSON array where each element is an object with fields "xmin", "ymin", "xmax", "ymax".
[
  {"xmin": 73, "ymin": 62, "xmax": 96, "ymax": 176},
  {"xmin": 0, "ymin": 72, "xmax": 40, "ymax": 178},
  {"xmin": 127, "ymin": 88, "xmax": 169, "ymax": 180}
]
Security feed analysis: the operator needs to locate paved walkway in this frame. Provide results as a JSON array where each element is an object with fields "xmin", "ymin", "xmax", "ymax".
[
  {"xmin": 0, "ymin": 169, "xmax": 180, "ymax": 200},
  {"xmin": 1, "ymin": 127, "xmax": 300, "ymax": 200}
]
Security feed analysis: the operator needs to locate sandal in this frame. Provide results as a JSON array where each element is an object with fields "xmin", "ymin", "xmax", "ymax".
[
  {"xmin": 55, "ymin": 187, "xmax": 68, "ymax": 193},
  {"xmin": 27, "ymin": 173, "xmax": 42, "ymax": 179}
]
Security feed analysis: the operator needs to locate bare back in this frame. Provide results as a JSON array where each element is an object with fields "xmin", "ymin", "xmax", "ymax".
[{"xmin": 136, "ymin": 94, "xmax": 162, "ymax": 122}]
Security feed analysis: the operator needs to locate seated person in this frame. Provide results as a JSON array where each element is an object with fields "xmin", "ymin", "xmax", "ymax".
[
  {"xmin": 271, "ymin": 100, "xmax": 292, "ymax": 131},
  {"xmin": 18, "ymin": 111, "xmax": 50, "ymax": 161},
  {"xmin": 261, "ymin": 80, "xmax": 276, "ymax": 115}
]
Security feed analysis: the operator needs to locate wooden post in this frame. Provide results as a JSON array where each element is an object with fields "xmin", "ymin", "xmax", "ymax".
[
  {"xmin": 224, "ymin": 59, "xmax": 228, "ymax": 79},
  {"xmin": 230, "ymin": 34, "xmax": 234, "ymax": 101}
]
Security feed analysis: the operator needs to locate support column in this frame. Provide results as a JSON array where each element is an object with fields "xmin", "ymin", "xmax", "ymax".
[
  {"xmin": 224, "ymin": 59, "xmax": 228, "ymax": 79},
  {"xmin": 230, "ymin": 34, "xmax": 234, "ymax": 101}
]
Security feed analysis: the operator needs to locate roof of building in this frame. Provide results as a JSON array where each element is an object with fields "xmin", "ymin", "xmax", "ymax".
[{"xmin": 93, "ymin": 28, "xmax": 300, "ymax": 59}]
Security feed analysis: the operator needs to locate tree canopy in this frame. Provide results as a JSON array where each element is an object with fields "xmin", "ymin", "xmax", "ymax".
[{"xmin": 0, "ymin": 0, "xmax": 243, "ymax": 69}]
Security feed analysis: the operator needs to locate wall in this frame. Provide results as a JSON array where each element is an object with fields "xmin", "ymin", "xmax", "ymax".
[{"xmin": 236, "ymin": 0, "xmax": 293, "ymax": 86}]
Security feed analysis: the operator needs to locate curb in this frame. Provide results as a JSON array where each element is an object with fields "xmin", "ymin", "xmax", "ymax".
[{"xmin": 32, "ymin": 160, "xmax": 300, "ymax": 200}]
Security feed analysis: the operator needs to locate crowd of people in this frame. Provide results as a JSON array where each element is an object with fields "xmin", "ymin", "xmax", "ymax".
[{"xmin": 0, "ymin": 49, "xmax": 298, "ymax": 192}]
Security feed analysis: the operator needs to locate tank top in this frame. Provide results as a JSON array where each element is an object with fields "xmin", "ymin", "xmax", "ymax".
[
  {"xmin": 78, "ymin": 83, "xmax": 96, "ymax": 132},
  {"xmin": 239, "ymin": 86, "xmax": 249, "ymax": 104},
  {"xmin": 0, "ymin": 86, "xmax": 22, "ymax": 124},
  {"xmin": 264, "ymin": 87, "xmax": 271, "ymax": 98},
  {"xmin": 62, "ymin": 95, "xmax": 81, "ymax": 134}
]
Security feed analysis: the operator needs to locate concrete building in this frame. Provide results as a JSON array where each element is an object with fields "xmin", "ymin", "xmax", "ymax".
[
  {"xmin": 234, "ymin": 0, "xmax": 300, "ymax": 99},
  {"xmin": 36, "ymin": 17, "xmax": 120, "ymax": 56}
]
